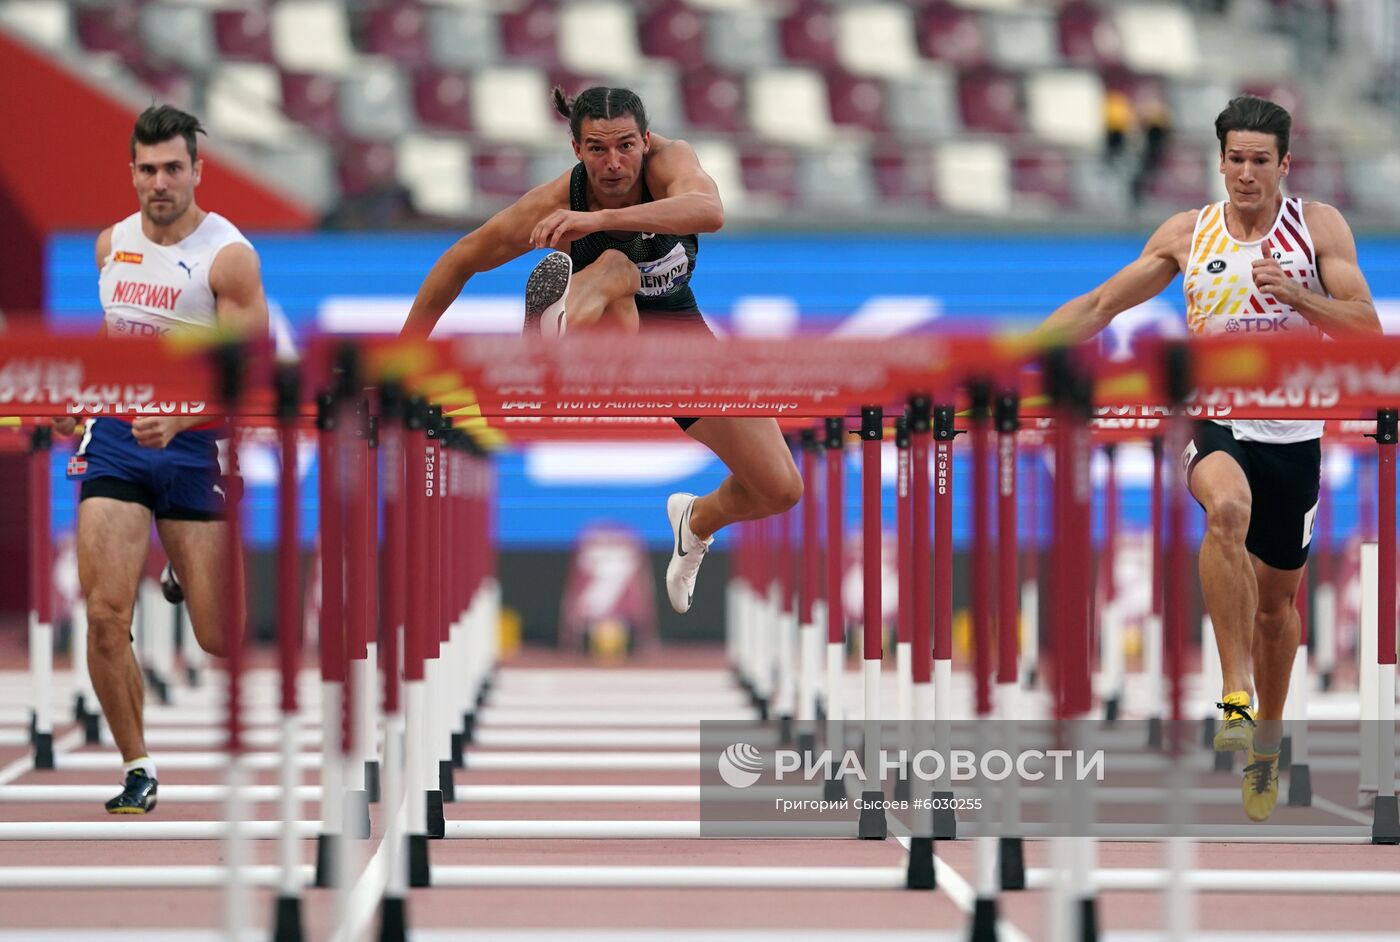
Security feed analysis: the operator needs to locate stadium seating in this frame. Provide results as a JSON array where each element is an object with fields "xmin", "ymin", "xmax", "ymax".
[{"xmin": 1, "ymin": 0, "xmax": 1386, "ymax": 223}]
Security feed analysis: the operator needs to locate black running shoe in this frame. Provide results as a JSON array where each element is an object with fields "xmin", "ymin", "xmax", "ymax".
[
  {"xmin": 160, "ymin": 562, "xmax": 184, "ymax": 605},
  {"xmin": 106, "ymin": 770, "xmax": 158, "ymax": 814}
]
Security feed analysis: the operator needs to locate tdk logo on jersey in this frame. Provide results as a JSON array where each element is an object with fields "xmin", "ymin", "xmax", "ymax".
[
  {"xmin": 1207, "ymin": 259, "xmax": 1227, "ymax": 274},
  {"xmin": 111, "ymin": 318, "xmax": 171, "ymax": 337},
  {"xmin": 1225, "ymin": 317, "xmax": 1289, "ymax": 334}
]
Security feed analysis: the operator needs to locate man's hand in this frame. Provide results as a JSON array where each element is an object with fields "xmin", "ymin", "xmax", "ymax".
[
  {"xmin": 132, "ymin": 416, "xmax": 202, "ymax": 449},
  {"xmin": 52, "ymin": 418, "xmax": 77, "ymax": 436},
  {"xmin": 530, "ymin": 209, "xmax": 598, "ymax": 249},
  {"xmin": 1251, "ymin": 240, "xmax": 1309, "ymax": 309}
]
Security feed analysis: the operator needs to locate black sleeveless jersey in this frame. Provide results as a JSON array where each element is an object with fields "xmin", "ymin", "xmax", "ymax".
[{"xmin": 567, "ymin": 163, "xmax": 700, "ymax": 313}]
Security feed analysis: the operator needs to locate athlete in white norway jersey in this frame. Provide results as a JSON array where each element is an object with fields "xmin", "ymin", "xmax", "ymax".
[
  {"xmin": 1032, "ymin": 96, "xmax": 1380, "ymax": 822},
  {"xmin": 99, "ymin": 210, "xmax": 252, "ymax": 338},
  {"xmin": 59, "ymin": 106, "xmax": 270, "ymax": 815}
]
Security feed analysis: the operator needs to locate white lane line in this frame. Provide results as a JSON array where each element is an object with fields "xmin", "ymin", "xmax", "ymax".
[
  {"xmin": 1312, "ymin": 794, "xmax": 1377, "ymax": 826},
  {"xmin": 0, "ymin": 728, "xmax": 84, "ymax": 787},
  {"xmin": 887, "ymin": 820, "xmax": 1033, "ymax": 942}
]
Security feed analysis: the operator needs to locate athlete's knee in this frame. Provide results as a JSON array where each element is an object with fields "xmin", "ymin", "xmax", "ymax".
[
  {"xmin": 597, "ymin": 249, "xmax": 641, "ymax": 294},
  {"xmin": 1255, "ymin": 593, "xmax": 1298, "ymax": 640},
  {"xmin": 1205, "ymin": 496, "xmax": 1251, "ymax": 543},
  {"xmin": 85, "ymin": 597, "xmax": 134, "ymax": 659},
  {"xmin": 752, "ymin": 464, "xmax": 803, "ymax": 516}
]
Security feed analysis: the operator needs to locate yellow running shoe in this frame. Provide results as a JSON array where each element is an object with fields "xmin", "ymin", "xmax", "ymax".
[
  {"xmin": 1241, "ymin": 747, "xmax": 1280, "ymax": 822},
  {"xmin": 1213, "ymin": 690, "xmax": 1255, "ymax": 752}
]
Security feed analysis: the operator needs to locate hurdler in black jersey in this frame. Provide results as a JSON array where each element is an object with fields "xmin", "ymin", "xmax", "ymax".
[
  {"xmin": 567, "ymin": 162, "xmax": 700, "ymax": 315},
  {"xmin": 403, "ymin": 84, "xmax": 805, "ymax": 623}
]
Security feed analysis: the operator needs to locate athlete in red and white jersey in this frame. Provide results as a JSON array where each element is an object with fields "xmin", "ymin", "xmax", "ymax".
[
  {"xmin": 57, "ymin": 106, "xmax": 269, "ymax": 815},
  {"xmin": 1184, "ymin": 195, "xmax": 1325, "ymax": 444},
  {"xmin": 1032, "ymin": 96, "xmax": 1381, "ymax": 822}
]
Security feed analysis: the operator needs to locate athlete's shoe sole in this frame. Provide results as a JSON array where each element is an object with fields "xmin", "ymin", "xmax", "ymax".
[{"xmin": 523, "ymin": 251, "xmax": 572, "ymax": 339}]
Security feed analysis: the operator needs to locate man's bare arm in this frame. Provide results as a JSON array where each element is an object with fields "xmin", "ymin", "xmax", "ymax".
[
  {"xmin": 209, "ymin": 243, "xmax": 271, "ymax": 339},
  {"xmin": 404, "ymin": 181, "xmax": 567, "ymax": 339},
  {"xmin": 1291, "ymin": 202, "xmax": 1381, "ymax": 337},
  {"xmin": 602, "ymin": 136, "xmax": 723, "ymax": 235},
  {"xmin": 1028, "ymin": 211, "xmax": 1194, "ymax": 346}
]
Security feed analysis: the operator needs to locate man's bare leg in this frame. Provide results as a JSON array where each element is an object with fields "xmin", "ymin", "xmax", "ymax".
[
  {"xmin": 565, "ymin": 250, "xmax": 641, "ymax": 331},
  {"xmin": 685, "ymin": 418, "xmax": 803, "ymax": 537},
  {"xmin": 78, "ymin": 498, "xmax": 152, "ymax": 764},
  {"xmin": 1251, "ymin": 559, "xmax": 1304, "ymax": 738},
  {"xmin": 1190, "ymin": 452, "xmax": 1258, "ymax": 700},
  {"xmin": 157, "ymin": 518, "xmax": 243, "ymax": 658}
]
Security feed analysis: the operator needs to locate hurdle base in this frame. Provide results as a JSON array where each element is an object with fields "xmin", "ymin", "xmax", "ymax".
[
  {"xmin": 1200, "ymin": 717, "xmax": 1216, "ymax": 749},
  {"xmin": 755, "ymin": 697, "xmax": 769, "ymax": 722},
  {"xmin": 778, "ymin": 714, "xmax": 793, "ymax": 745},
  {"xmin": 796, "ymin": 731, "xmax": 816, "ymax": 762},
  {"xmin": 344, "ymin": 791, "xmax": 371, "ymax": 839},
  {"xmin": 32, "ymin": 732, "xmax": 53, "ymax": 770},
  {"xmin": 82, "ymin": 711, "xmax": 101, "ymax": 745},
  {"xmin": 186, "ymin": 665, "xmax": 201, "ymax": 688},
  {"xmin": 314, "ymin": 833, "xmax": 338, "ymax": 887},
  {"xmin": 408, "ymin": 833, "xmax": 431, "ymax": 887},
  {"xmin": 999, "ymin": 836, "xmax": 1026, "ymax": 890},
  {"xmin": 426, "ymin": 790, "xmax": 445, "ymax": 839},
  {"xmin": 1213, "ymin": 751, "xmax": 1234, "ymax": 773},
  {"xmin": 815, "ymin": 702, "xmax": 826, "ymax": 724},
  {"xmin": 1279, "ymin": 735, "xmax": 1292, "ymax": 773},
  {"xmin": 932, "ymin": 791, "xmax": 958, "ymax": 840},
  {"xmin": 364, "ymin": 760, "xmax": 381, "ymax": 803},
  {"xmin": 438, "ymin": 759, "xmax": 456, "ymax": 802},
  {"xmin": 1287, "ymin": 764, "xmax": 1313, "ymax": 807},
  {"xmin": 905, "ymin": 835, "xmax": 935, "ymax": 889},
  {"xmin": 893, "ymin": 767, "xmax": 911, "ymax": 802},
  {"xmin": 378, "ymin": 894, "xmax": 408, "ymax": 942},
  {"xmin": 1078, "ymin": 897, "xmax": 1099, "ymax": 942},
  {"xmin": 970, "ymin": 897, "xmax": 998, "ymax": 942},
  {"xmin": 1372, "ymin": 795, "xmax": 1400, "ymax": 845},
  {"xmin": 1146, "ymin": 716, "xmax": 1163, "ymax": 750},
  {"xmin": 271, "ymin": 893, "xmax": 303, "ymax": 942},
  {"xmin": 72, "ymin": 694, "xmax": 88, "ymax": 724},
  {"xmin": 451, "ymin": 732, "xmax": 465, "ymax": 769},
  {"xmin": 1103, "ymin": 695, "xmax": 1120, "ymax": 725},
  {"xmin": 461, "ymin": 712, "xmax": 475, "ymax": 745},
  {"xmin": 1320, "ymin": 669, "xmax": 1334, "ymax": 692},
  {"xmin": 823, "ymin": 776, "xmax": 846, "ymax": 802},
  {"xmin": 857, "ymin": 790, "xmax": 887, "ymax": 840}
]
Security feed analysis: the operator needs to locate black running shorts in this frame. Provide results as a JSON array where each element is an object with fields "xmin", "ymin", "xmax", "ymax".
[{"xmin": 1183, "ymin": 420, "xmax": 1321, "ymax": 571}]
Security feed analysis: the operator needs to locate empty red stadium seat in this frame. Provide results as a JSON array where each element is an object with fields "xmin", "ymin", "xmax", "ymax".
[
  {"xmin": 739, "ymin": 145, "xmax": 798, "ymax": 206},
  {"xmin": 214, "ymin": 8, "xmax": 274, "ymax": 61},
  {"xmin": 337, "ymin": 140, "xmax": 397, "ymax": 197},
  {"xmin": 412, "ymin": 68, "xmax": 472, "ymax": 133},
  {"xmin": 365, "ymin": 4, "xmax": 431, "ymax": 68},
  {"xmin": 779, "ymin": 1, "xmax": 838, "ymax": 68},
  {"xmin": 76, "ymin": 3, "xmax": 142, "ymax": 60},
  {"xmin": 871, "ymin": 147, "xmax": 936, "ymax": 207},
  {"xmin": 640, "ymin": 1, "xmax": 704, "ymax": 64},
  {"xmin": 917, "ymin": 2, "xmax": 987, "ymax": 67},
  {"xmin": 281, "ymin": 72, "xmax": 345, "ymax": 138},
  {"xmin": 957, "ymin": 66, "xmax": 1022, "ymax": 135},
  {"xmin": 681, "ymin": 66, "xmax": 747, "ymax": 133},
  {"xmin": 500, "ymin": 0, "xmax": 559, "ymax": 66},
  {"xmin": 1058, "ymin": 0, "xmax": 1121, "ymax": 68},
  {"xmin": 828, "ymin": 71, "xmax": 888, "ymax": 133},
  {"xmin": 472, "ymin": 146, "xmax": 533, "ymax": 198}
]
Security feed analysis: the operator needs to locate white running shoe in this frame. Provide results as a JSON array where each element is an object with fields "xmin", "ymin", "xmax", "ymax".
[
  {"xmin": 523, "ymin": 250, "xmax": 572, "ymax": 339},
  {"xmin": 665, "ymin": 493, "xmax": 712, "ymax": 614}
]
